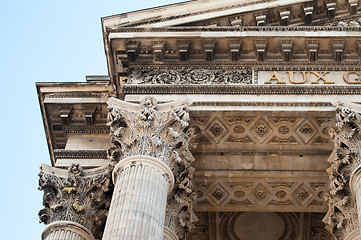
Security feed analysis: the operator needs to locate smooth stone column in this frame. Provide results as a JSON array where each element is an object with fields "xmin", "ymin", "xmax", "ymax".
[
  {"xmin": 41, "ymin": 221, "xmax": 95, "ymax": 240},
  {"xmin": 102, "ymin": 155, "xmax": 174, "ymax": 240},
  {"xmin": 163, "ymin": 227, "xmax": 179, "ymax": 240},
  {"xmin": 350, "ymin": 165, "xmax": 361, "ymax": 237}
]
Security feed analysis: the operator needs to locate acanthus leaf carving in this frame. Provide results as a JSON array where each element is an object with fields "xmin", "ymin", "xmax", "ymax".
[
  {"xmin": 323, "ymin": 102, "xmax": 361, "ymax": 239},
  {"xmin": 128, "ymin": 68, "xmax": 252, "ymax": 85},
  {"xmin": 107, "ymin": 96, "xmax": 198, "ymax": 239},
  {"xmin": 38, "ymin": 164, "xmax": 113, "ymax": 239}
]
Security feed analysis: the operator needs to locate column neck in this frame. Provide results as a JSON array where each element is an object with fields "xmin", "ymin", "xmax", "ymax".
[
  {"xmin": 41, "ymin": 221, "xmax": 95, "ymax": 240},
  {"xmin": 350, "ymin": 165, "xmax": 361, "ymax": 195},
  {"xmin": 113, "ymin": 155, "xmax": 174, "ymax": 193}
]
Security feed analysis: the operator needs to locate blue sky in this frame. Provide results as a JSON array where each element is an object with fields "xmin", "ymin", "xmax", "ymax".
[{"xmin": 0, "ymin": 1, "xmax": 179, "ymax": 239}]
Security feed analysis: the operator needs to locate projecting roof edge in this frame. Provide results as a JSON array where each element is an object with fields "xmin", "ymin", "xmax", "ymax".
[
  {"xmin": 101, "ymin": 0, "xmax": 311, "ymax": 28},
  {"xmin": 121, "ymin": 84, "xmax": 361, "ymax": 95},
  {"xmin": 107, "ymin": 26, "xmax": 361, "ymax": 33}
]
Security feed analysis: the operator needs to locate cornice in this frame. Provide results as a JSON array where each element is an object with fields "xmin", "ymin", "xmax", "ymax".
[
  {"xmin": 108, "ymin": 26, "xmax": 361, "ymax": 33},
  {"xmin": 122, "ymin": 84, "xmax": 361, "ymax": 95},
  {"xmin": 106, "ymin": 0, "xmax": 311, "ymax": 28},
  {"xmin": 54, "ymin": 150, "xmax": 108, "ymax": 160},
  {"xmin": 129, "ymin": 63, "xmax": 361, "ymax": 70}
]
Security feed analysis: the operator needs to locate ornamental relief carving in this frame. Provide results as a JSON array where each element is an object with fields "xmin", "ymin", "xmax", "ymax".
[
  {"xmin": 193, "ymin": 174, "xmax": 328, "ymax": 212},
  {"xmin": 191, "ymin": 111, "xmax": 335, "ymax": 152},
  {"xmin": 323, "ymin": 102, "xmax": 361, "ymax": 239},
  {"xmin": 107, "ymin": 97, "xmax": 198, "ymax": 238},
  {"xmin": 38, "ymin": 164, "xmax": 113, "ymax": 239},
  {"xmin": 127, "ymin": 68, "xmax": 252, "ymax": 85}
]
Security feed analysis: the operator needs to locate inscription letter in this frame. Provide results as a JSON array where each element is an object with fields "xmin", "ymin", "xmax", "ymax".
[
  {"xmin": 265, "ymin": 71, "xmax": 286, "ymax": 84},
  {"xmin": 287, "ymin": 71, "xmax": 307, "ymax": 84},
  {"xmin": 310, "ymin": 71, "xmax": 334, "ymax": 84},
  {"xmin": 343, "ymin": 71, "xmax": 361, "ymax": 84}
]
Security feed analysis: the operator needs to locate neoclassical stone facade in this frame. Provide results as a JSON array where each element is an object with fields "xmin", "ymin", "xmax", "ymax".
[{"xmin": 37, "ymin": 0, "xmax": 361, "ymax": 239}]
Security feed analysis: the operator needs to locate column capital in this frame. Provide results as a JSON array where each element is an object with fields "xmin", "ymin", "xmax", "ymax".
[
  {"xmin": 324, "ymin": 101, "xmax": 361, "ymax": 239},
  {"xmin": 107, "ymin": 96, "xmax": 193, "ymax": 166},
  {"xmin": 107, "ymin": 96, "xmax": 198, "ymax": 238},
  {"xmin": 38, "ymin": 164, "xmax": 113, "ymax": 239}
]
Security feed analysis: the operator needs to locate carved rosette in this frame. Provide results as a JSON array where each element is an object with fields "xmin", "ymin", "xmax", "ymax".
[
  {"xmin": 107, "ymin": 96, "xmax": 198, "ymax": 239},
  {"xmin": 324, "ymin": 102, "xmax": 361, "ymax": 239},
  {"xmin": 38, "ymin": 164, "xmax": 113, "ymax": 239},
  {"xmin": 128, "ymin": 68, "xmax": 252, "ymax": 85}
]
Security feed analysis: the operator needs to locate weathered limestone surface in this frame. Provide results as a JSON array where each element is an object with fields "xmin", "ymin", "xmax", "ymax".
[
  {"xmin": 38, "ymin": 164, "xmax": 113, "ymax": 240},
  {"xmin": 324, "ymin": 101, "xmax": 361, "ymax": 239},
  {"xmin": 102, "ymin": 155, "xmax": 173, "ymax": 240},
  {"xmin": 103, "ymin": 97, "xmax": 196, "ymax": 240},
  {"xmin": 42, "ymin": 221, "xmax": 95, "ymax": 240},
  {"xmin": 163, "ymin": 226, "xmax": 179, "ymax": 240},
  {"xmin": 37, "ymin": 0, "xmax": 361, "ymax": 238}
]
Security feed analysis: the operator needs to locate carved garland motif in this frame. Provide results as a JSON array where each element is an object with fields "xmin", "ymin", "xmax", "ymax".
[
  {"xmin": 38, "ymin": 164, "xmax": 113, "ymax": 239},
  {"xmin": 323, "ymin": 103, "xmax": 361, "ymax": 239},
  {"xmin": 107, "ymin": 97, "xmax": 197, "ymax": 239},
  {"xmin": 128, "ymin": 68, "xmax": 252, "ymax": 85}
]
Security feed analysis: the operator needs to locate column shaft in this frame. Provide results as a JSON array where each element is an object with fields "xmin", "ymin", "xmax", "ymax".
[
  {"xmin": 102, "ymin": 155, "xmax": 173, "ymax": 240},
  {"xmin": 42, "ymin": 221, "xmax": 95, "ymax": 240}
]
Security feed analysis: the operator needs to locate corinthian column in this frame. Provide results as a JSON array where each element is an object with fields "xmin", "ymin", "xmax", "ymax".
[
  {"xmin": 38, "ymin": 164, "xmax": 113, "ymax": 240},
  {"xmin": 324, "ymin": 101, "xmax": 361, "ymax": 239},
  {"xmin": 103, "ymin": 97, "xmax": 195, "ymax": 240}
]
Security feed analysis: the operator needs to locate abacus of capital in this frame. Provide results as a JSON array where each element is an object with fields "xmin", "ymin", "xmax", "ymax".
[{"xmin": 37, "ymin": 0, "xmax": 361, "ymax": 239}]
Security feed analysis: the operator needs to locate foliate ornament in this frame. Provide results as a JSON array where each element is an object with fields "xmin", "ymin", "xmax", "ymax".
[
  {"xmin": 234, "ymin": 125, "xmax": 245, "ymax": 134},
  {"xmin": 323, "ymin": 102, "xmax": 361, "ymax": 239},
  {"xmin": 38, "ymin": 164, "xmax": 113, "ymax": 239},
  {"xmin": 255, "ymin": 123, "xmax": 268, "ymax": 137},
  {"xmin": 187, "ymin": 69, "xmax": 215, "ymax": 84},
  {"xmin": 278, "ymin": 126, "xmax": 290, "ymax": 135},
  {"xmin": 107, "ymin": 97, "xmax": 198, "ymax": 239},
  {"xmin": 128, "ymin": 68, "xmax": 252, "ymax": 85}
]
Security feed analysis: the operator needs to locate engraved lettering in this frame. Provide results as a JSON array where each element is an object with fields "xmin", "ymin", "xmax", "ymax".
[
  {"xmin": 287, "ymin": 71, "xmax": 307, "ymax": 84},
  {"xmin": 265, "ymin": 71, "xmax": 286, "ymax": 84},
  {"xmin": 343, "ymin": 71, "xmax": 361, "ymax": 84},
  {"xmin": 310, "ymin": 71, "xmax": 334, "ymax": 84}
]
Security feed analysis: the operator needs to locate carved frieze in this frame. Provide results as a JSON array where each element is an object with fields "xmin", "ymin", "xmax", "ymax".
[
  {"xmin": 193, "ymin": 172, "xmax": 329, "ymax": 212},
  {"xmin": 38, "ymin": 164, "xmax": 113, "ymax": 239},
  {"xmin": 323, "ymin": 102, "xmax": 361, "ymax": 239},
  {"xmin": 107, "ymin": 97, "xmax": 197, "ymax": 238},
  {"xmin": 191, "ymin": 111, "xmax": 335, "ymax": 153},
  {"xmin": 128, "ymin": 68, "xmax": 252, "ymax": 85}
]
